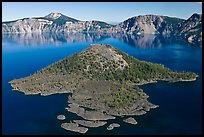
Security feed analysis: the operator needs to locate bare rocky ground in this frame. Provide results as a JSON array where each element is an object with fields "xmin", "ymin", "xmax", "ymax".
[
  {"xmin": 123, "ymin": 117, "xmax": 138, "ymax": 125},
  {"xmin": 57, "ymin": 115, "xmax": 66, "ymax": 120},
  {"xmin": 61, "ymin": 122, "xmax": 88, "ymax": 134},
  {"xmin": 107, "ymin": 123, "xmax": 120, "ymax": 131},
  {"xmin": 9, "ymin": 44, "xmax": 197, "ymax": 134}
]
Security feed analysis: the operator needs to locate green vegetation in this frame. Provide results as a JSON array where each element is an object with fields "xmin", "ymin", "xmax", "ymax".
[
  {"xmin": 53, "ymin": 18, "xmax": 67, "ymax": 25},
  {"xmin": 108, "ymin": 85, "xmax": 140, "ymax": 109},
  {"xmin": 10, "ymin": 44, "xmax": 197, "ymax": 109},
  {"xmin": 40, "ymin": 45, "xmax": 196, "ymax": 85},
  {"xmin": 163, "ymin": 16, "xmax": 185, "ymax": 25},
  {"xmin": 96, "ymin": 21, "xmax": 114, "ymax": 28}
]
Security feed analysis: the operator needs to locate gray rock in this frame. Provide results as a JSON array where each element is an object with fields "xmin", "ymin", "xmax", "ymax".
[
  {"xmin": 57, "ymin": 115, "xmax": 66, "ymax": 120},
  {"xmin": 123, "ymin": 117, "xmax": 137, "ymax": 125},
  {"xmin": 3, "ymin": 13, "xmax": 201, "ymax": 45},
  {"xmin": 66, "ymin": 103, "xmax": 115, "ymax": 121},
  {"xmin": 73, "ymin": 120, "xmax": 107, "ymax": 128},
  {"xmin": 107, "ymin": 123, "xmax": 120, "ymax": 131},
  {"xmin": 2, "ymin": 13, "xmax": 113, "ymax": 34},
  {"xmin": 61, "ymin": 122, "xmax": 88, "ymax": 134}
]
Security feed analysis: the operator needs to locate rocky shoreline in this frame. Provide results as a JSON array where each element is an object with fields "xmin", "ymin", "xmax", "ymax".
[
  {"xmin": 73, "ymin": 120, "xmax": 107, "ymax": 128},
  {"xmin": 61, "ymin": 122, "xmax": 88, "ymax": 134},
  {"xmin": 9, "ymin": 44, "xmax": 198, "ymax": 134},
  {"xmin": 66, "ymin": 103, "xmax": 116, "ymax": 121},
  {"xmin": 9, "ymin": 70, "xmax": 195, "ymax": 134},
  {"xmin": 107, "ymin": 123, "xmax": 120, "ymax": 130}
]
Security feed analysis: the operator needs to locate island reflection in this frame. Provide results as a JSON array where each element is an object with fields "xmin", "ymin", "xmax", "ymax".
[{"xmin": 2, "ymin": 33, "xmax": 189, "ymax": 48}]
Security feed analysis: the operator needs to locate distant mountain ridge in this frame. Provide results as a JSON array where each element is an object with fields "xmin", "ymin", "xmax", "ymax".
[{"xmin": 2, "ymin": 12, "xmax": 202, "ymax": 45}]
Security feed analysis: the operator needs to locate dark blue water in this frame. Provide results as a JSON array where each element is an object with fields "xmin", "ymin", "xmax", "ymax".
[{"xmin": 2, "ymin": 33, "xmax": 202, "ymax": 135}]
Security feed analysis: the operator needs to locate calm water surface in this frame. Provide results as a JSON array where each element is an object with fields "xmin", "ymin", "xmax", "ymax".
[{"xmin": 2, "ymin": 33, "xmax": 202, "ymax": 135}]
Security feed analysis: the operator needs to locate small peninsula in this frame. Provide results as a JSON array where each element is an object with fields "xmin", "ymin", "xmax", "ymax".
[{"xmin": 9, "ymin": 44, "xmax": 197, "ymax": 134}]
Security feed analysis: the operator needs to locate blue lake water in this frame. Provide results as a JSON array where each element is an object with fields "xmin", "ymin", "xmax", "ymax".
[{"xmin": 2, "ymin": 33, "xmax": 202, "ymax": 135}]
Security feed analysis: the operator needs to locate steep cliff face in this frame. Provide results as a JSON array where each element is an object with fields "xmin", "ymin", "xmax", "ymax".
[
  {"xmin": 108, "ymin": 15, "xmax": 185, "ymax": 35},
  {"xmin": 108, "ymin": 15, "xmax": 164, "ymax": 34},
  {"xmin": 2, "ymin": 18, "xmax": 53, "ymax": 33},
  {"xmin": 172, "ymin": 14, "xmax": 202, "ymax": 44},
  {"xmin": 2, "ymin": 13, "xmax": 202, "ymax": 45},
  {"xmin": 107, "ymin": 14, "xmax": 201, "ymax": 45},
  {"xmin": 158, "ymin": 16, "xmax": 185, "ymax": 35},
  {"xmin": 2, "ymin": 13, "xmax": 114, "ymax": 33}
]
